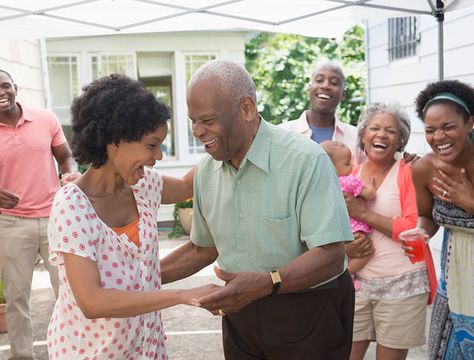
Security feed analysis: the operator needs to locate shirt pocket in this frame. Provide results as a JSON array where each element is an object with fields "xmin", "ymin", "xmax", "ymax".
[{"xmin": 259, "ymin": 215, "xmax": 303, "ymax": 268}]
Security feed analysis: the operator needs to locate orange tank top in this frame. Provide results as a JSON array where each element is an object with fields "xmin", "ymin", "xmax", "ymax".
[{"xmin": 112, "ymin": 218, "xmax": 140, "ymax": 246}]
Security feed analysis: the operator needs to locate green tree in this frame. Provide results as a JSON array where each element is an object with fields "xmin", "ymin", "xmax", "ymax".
[{"xmin": 245, "ymin": 24, "xmax": 365, "ymax": 126}]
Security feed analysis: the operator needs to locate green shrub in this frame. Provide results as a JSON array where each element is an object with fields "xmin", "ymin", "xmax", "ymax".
[{"xmin": 0, "ymin": 280, "xmax": 5, "ymax": 303}]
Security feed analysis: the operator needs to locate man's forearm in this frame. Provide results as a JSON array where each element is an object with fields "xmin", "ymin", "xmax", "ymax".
[
  {"xmin": 160, "ymin": 241, "xmax": 217, "ymax": 284},
  {"xmin": 60, "ymin": 157, "xmax": 78, "ymax": 174},
  {"xmin": 277, "ymin": 242, "xmax": 345, "ymax": 294},
  {"xmin": 195, "ymin": 242, "xmax": 347, "ymax": 314}
]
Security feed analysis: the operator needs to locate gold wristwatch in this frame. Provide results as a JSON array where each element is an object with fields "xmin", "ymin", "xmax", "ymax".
[{"xmin": 269, "ymin": 270, "xmax": 281, "ymax": 296}]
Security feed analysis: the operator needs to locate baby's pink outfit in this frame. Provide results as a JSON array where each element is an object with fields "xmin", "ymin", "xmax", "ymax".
[
  {"xmin": 339, "ymin": 175, "xmax": 373, "ymax": 233},
  {"xmin": 339, "ymin": 175, "xmax": 372, "ymax": 291}
]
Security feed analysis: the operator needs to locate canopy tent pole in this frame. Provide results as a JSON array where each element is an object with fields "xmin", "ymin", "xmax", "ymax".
[{"xmin": 434, "ymin": 0, "xmax": 445, "ymax": 80}]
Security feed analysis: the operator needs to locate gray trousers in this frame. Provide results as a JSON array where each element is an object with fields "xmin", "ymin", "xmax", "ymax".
[{"xmin": 0, "ymin": 214, "xmax": 59, "ymax": 360}]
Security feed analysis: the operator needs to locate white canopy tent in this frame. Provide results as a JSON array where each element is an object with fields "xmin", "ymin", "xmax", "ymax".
[{"xmin": 2, "ymin": 0, "xmax": 474, "ymax": 79}]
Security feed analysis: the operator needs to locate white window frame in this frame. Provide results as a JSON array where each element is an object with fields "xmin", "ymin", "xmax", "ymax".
[
  {"xmin": 182, "ymin": 52, "xmax": 219, "ymax": 164},
  {"xmin": 47, "ymin": 53, "xmax": 81, "ymax": 126},
  {"xmin": 388, "ymin": 16, "xmax": 420, "ymax": 62},
  {"xmin": 86, "ymin": 52, "xmax": 137, "ymax": 82}
]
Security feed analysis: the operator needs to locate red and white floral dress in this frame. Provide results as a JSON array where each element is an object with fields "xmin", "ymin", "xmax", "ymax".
[{"xmin": 47, "ymin": 168, "xmax": 167, "ymax": 360}]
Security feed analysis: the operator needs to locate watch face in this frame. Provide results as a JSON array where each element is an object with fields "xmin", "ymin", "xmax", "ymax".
[
  {"xmin": 270, "ymin": 271, "xmax": 281, "ymax": 296},
  {"xmin": 270, "ymin": 270, "xmax": 281, "ymax": 284}
]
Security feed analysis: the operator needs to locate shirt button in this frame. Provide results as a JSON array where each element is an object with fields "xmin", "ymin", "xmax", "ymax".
[
  {"xmin": 239, "ymin": 212, "xmax": 244, "ymax": 219},
  {"xmin": 236, "ymin": 180, "xmax": 241, "ymax": 185},
  {"xmin": 238, "ymin": 245, "xmax": 246, "ymax": 252}
]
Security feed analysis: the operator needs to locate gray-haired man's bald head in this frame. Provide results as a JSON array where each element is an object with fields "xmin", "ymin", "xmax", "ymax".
[{"xmin": 187, "ymin": 60, "xmax": 257, "ymax": 106}]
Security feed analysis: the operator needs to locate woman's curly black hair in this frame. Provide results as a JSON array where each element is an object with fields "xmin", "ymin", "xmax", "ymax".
[
  {"xmin": 415, "ymin": 79, "xmax": 474, "ymax": 122},
  {"xmin": 71, "ymin": 74, "xmax": 169, "ymax": 168}
]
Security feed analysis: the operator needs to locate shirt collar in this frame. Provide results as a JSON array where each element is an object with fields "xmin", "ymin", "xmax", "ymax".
[
  {"xmin": 244, "ymin": 119, "xmax": 270, "ymax": 173},
  {"xmin": 213, "ymin": 118, "xmax": 271, "ymax": 174},
  {"xmin": 333, "ymin": 115, "xmax": 347, "ymax": 135},
  {"xmin": 17, "ymin": 102, "xmax": 34, "ymax": 123},
  {"xmin": 294, "ymin": 111, "xmax": 310, "ymax": 133},
  {"xmin": 0, "ymin": 102, "xmax": 32, "ymax": 128}
]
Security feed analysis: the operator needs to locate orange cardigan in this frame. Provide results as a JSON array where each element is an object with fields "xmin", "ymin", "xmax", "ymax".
[
  {"xmin": 354, "ymin": 160, "xmax": 437, "ymax": 304},
  {"xmin": 394, "ymin": 160, "xmax": 418, "ymax": 240}
]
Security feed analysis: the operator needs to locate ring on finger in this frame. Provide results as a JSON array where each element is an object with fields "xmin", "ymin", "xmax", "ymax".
[
  {"xmin": 218, "ymin": 309, "xmax": 226, "ymax": 316},
  {"xmin": 442, "ymin": 190, "xmax": 447, "ymax": 197}
]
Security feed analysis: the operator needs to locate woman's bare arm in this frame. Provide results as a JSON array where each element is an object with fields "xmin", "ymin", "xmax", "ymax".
[{"xmin": 63, "ymin": 252, "xmax": 220, "ymax": 319}]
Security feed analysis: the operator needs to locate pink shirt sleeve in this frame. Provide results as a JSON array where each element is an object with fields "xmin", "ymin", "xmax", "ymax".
[
  {"xmin": 49, "ymin": 111, "xmax": 67, "ymax": 147},
  {"xmin": 392, "ymin": 161, "xmax": 418, "ymax": 241}
]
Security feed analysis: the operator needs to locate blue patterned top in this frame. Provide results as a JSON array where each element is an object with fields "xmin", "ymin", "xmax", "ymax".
[{"xmin": 433, "ymin": 198, "xmax": 474, "ymax": 229}]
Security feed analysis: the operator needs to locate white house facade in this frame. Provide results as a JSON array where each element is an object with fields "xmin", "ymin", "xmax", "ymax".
[
  {"xmin": 365, "ymin": 8, "xmax": 474, "ymax": 154},
  {"xmin": 0, "ymin": 39, "xmax": 47, "ymax": 108},
  {"xmin": 45, "ymin": 31, "xmax": 248, "ymax": 223},
  {"xmin": 365, "ymin": 8, "xmax": 474, "ymax": 256}
]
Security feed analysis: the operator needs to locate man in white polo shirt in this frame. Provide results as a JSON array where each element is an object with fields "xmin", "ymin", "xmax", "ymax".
[{"xmin": 279, "ymin": 61, "xmax": 366, "ymax": 165}]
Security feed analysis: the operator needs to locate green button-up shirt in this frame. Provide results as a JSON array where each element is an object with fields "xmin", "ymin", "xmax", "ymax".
[{"xmin": 191, "ymin": 119, "xmax": 353, "ymax": 279}]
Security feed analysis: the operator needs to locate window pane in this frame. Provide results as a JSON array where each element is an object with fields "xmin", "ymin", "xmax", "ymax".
[
  {"xmin": 138, "ymin": 52, "xmax": 175, "ymax": 158},
  {"xmin": 184, "ymin": 54, "xmax": 217, "ymax": 154},
  {"xmin": 92, "ymin": 54, "xmax": 135, "ymax": 80},
  {"xmin": 388, "ymin": 16, "xmax": 419, "ymax": 62},
  {"xmin": 48, "ymin": 56, "xmax": 78, "ymax": 126},
  {"xmin": 147, "ymin": 85, "xmax": 175, "ymax": 158}
]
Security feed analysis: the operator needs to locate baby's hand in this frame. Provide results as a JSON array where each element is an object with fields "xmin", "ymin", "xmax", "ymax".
[{"xmin": 361, "ymin": 177, "xmax": 376, "ymax": 201}]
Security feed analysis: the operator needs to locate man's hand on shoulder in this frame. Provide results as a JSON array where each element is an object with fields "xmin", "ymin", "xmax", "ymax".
[
  {"xmin": 402, "ymin": 151, "xmax": 420, "ymax": 165},
  {"xmin": 195, "ymin": 266, "xmax": 272, "ymax": 315},
  {"xmin": 60, "ymin": 172, "xmax": 81, "ymax": 186},
  {"xmin": 0, "ymin": 189, "xmax": 20, "ymax": 209}
]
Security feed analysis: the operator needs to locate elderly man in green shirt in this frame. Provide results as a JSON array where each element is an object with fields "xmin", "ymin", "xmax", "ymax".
[{"xmin": 161, "ymin": 60, "xmax": 354, "ymax": 359}]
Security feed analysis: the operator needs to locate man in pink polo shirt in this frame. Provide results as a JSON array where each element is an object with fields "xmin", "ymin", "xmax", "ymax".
[{"xmin": 0, "ymin": 70, "xmax": 78, "ymax": 359}]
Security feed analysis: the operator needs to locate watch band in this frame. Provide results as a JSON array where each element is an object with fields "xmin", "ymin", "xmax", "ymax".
[{"xmin": 269, "ymin": 270, "xmax": 281, "ymax": 296}]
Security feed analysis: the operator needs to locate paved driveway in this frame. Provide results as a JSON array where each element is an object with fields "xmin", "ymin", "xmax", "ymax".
[{"xmin": 0, "ymin": 234, "xmax": 429, "ymax": 359}]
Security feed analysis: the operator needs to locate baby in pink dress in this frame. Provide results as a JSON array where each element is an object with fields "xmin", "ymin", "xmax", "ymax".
[{"xmin": 321, "ymin": 141, "xmax": 376, "ymax": 290}]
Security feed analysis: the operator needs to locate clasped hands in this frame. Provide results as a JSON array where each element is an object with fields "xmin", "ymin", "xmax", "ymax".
[{"xmin": 189, "ymin": 266, "xmax": 269, "ymax": 316}]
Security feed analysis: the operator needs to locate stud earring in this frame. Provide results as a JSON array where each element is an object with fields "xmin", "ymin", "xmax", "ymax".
[{"xmin": 393, "ymin": 151, "xmax": 403, "ymax": 161}]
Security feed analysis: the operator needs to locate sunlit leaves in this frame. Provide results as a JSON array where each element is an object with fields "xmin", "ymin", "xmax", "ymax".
[{"xmin": 245, "ymin": 25, "xmax": 365, "ymax": 126}]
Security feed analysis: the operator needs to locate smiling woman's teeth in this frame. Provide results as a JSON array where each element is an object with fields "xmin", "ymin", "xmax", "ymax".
[
  {"xmin": 373, "ymin": 142, "xmax": 387, "ymax": 149},
  {"xmin": 437, "ymin": 143, "xmax": 452, "ymax": 150}
]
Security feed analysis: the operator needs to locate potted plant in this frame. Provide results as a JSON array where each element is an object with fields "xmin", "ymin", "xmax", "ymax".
[
  {"xmin": 0, "ymin": 280, "xmax": 7, "ymax": 333},
  {"xmin": 168, "ymin": 198, "xmax": 193, "ymax": 238}
]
